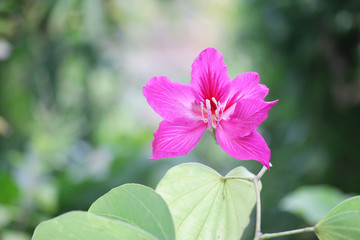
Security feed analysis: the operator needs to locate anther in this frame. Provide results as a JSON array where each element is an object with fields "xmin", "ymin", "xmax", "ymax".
[
  {"xmin": 206, "ymin": 99, "xmax": 211, "ymax": 110},
  {"xmin": 212, "ymin": 97, "xmax": 218, "ymax": 106}
]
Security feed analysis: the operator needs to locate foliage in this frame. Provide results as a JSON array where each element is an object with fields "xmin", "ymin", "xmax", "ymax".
[
  {"xmin": 156, "ymin": 163, "xmax": 258, "ymax": 240},
  {"xmin": 31, "ymin": 165, "xmax": 360, "ymax": 240},
  {"xmin": 89, "ymin": 184, "xmax": 175, "ymax": 240},
  {"xmin": 32, "ymin": 163, "xmax": 260, "ymax": 240},
  {"xmin": 32, "ymin": 184, "xmax": 174, "ymax": 240},
  {"xmin": 32, "ymin": 211, "xmax": 159, "ymax": 240},
  {"xmin": 315, "ymin": 196, "xmax": 360, "ymax": 240}
]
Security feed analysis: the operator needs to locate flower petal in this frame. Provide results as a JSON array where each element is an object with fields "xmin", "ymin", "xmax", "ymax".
[
  {"xmin": 216, "ymin": 129, "xmax": 271, "ymax": 168},
  {"xmin": 226, "ymin": 72, "xmax": 269, "ymax": 109},
  {"xmin": 221, "ymin": 99, "xmax": 278, "ymax": 137},
  {"xmin": 143, "ymin": 76, "xmax": 196, "ymax": 122},
  {"xmin": 190, "ymin": 48, "xmax": 230, "ymax": 103},
  {"xmin": 151, "ymin": 120, "xmax": 207, "ymax": 160}
]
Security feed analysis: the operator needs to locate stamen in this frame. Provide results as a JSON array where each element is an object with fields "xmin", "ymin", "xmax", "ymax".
[
  {"xmin": 205, "ymin": 99, "xmax": 211, "ymax": 110},
  {"xmin": 215, "ymin": 109, "xmax": 219, "ymax": 118},
  {"xmin": 200, "ymin": 98, "xmax": 225, "ymax": 129},
  {"xmin": 212, "ymin": 97, "xmax": 218, "ymax": 106},
  {"xmin": 205, "ymin": 99, "xmax": 213, "ymax": 129},
  {"xmin": 216, "ymin": 100, "xmax": 223, "ymax": 127},
  {"xmin": 218, "ymin": 101, "xmax": 223, "ymax": 120},
  {"xmin": 200, "ymin": 102, "xmax": 207, "ymax": 123}
]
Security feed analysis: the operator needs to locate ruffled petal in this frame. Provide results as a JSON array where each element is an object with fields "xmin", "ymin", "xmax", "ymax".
[
  {"xmin": 151, "ymin": 120, "xmax": 207, "ymax": 160},
  {"xmin": 143, "ymin": 76, "xmax": 197, "ymax": 122},
  {"xmin": 190, "ymin": 48, "xmax": 230, "ymax": 104},
  {"xmin": 226, "ymin": 72, "xmax": 269, "ymax": 109},
  {"xmin": 221, "ymin": 99, "xmax": 278, "ymax": 137},
  {"xmin": 216, "ymin": 129, "xmax": 271, "ymax": 168}
]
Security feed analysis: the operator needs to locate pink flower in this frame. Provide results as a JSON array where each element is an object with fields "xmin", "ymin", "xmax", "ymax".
[{"xmin": 143, "ymin": 48, "xmax": 278, "ymax": 168}]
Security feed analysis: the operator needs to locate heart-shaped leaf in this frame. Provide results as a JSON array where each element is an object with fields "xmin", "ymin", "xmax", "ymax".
[
  {"xmin": 315, "ymin": 196, "xmax": 360, "ymax": 240},
  {"xmin": 32, "ymin": 184, "xmax": 175, "ymax": 240},
  {"xmin": 89, "ymin": 183, "xmax": 175, "ymax": 240},
  {"xmin": 32, "ymin": 211, "xmax": 158, "ymax": 240},
  {"xmin": 156, "ymin": 162, "xmax": 259, "ymax": 240}
]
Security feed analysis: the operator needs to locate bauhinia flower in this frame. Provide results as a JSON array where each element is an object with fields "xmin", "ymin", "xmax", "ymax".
[{"xmin": 143, "ymin": 48, "xmax": 278, "ymax": 168}]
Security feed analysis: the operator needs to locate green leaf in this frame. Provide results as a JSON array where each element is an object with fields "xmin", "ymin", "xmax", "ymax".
[
  {"xmin": 315, "ymin": 196, "xmax": 360, "ymax": 240},
  {"xmin": 32, "ymin": 184, "xmax": 175, "ymax": 240},
  {"xmin": 279, "ymin": 185, "xmax": 350, "ymax": 224},
  {"xmin": 31, "ymin": 211, "xmax": 158, "ymax": 240},
  {"xmin": 156, "ymin": 162, "xmax": 259, "ymax": 240},
  {"xmin": 89, "ymin": 183, "xmax": 175, "ymax": 240}
]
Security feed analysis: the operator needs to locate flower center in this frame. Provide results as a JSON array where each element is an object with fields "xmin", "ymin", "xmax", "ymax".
[{"xmin": 200, "ymin": 97, "xmax": 223, "ymax": 129}]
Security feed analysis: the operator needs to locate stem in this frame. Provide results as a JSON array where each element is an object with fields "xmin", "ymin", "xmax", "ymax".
[
  {"xmin": 259, "ymin": 227, "xmax": 315, "ymax": 239},
  {"xmin": 212, "ymin": 129, "xmax": 218, "ymax": 144},
  {"xmin": 253, "ymin": 166, "xmax": 268, "ymax": 240},
  {"xmin": 257, "ymin": 165, "xmax": 268, "ymax": 179},
  {"xmin": 251, "ymin": 165, "xmax": 315, "ymax": 240},
  {"xmin": 253, "ymin": 177, "xmax": 262, "ymax": 239}
]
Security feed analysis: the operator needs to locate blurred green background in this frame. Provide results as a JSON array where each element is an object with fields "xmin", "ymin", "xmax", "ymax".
[{"xmin": 0, "ymin": 0, "xmax": 359, "ymax": 239}]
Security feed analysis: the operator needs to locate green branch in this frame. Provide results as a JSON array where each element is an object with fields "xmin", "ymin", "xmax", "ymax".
[
  {"xmin": 253, "ymin": 165, "xmax": 267, "ymax": 240},
  {"xmin": 251, "ymin": 164, "xmax": 315, "ymax": 240},
  {"xmin": 259, "ymin": 227, "xmax": 315, "ymax": 239}
]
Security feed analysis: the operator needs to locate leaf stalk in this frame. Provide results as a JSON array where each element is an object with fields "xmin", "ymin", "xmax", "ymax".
[{"xmin": 259, "ymin": 227, "xmax": 315, "ymax": 239}]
